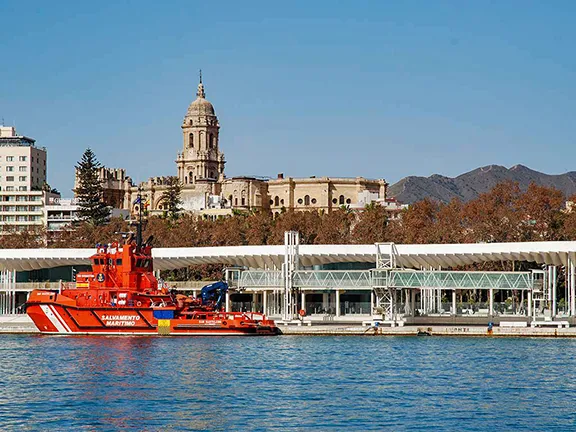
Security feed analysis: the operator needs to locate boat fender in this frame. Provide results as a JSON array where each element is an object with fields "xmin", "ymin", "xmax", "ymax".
[
  {"xmin": 222, "ymin": 321, "xmax": 227, "ymax": 326},
  {"xmin": 136, "ymin": 301, "xmax": 142, "ymax": 307}
]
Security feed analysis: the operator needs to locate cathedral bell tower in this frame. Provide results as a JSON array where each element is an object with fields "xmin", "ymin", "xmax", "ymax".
[{"xmin": 177, "ymin": 73, "xmax": 225, "ymax": 184}]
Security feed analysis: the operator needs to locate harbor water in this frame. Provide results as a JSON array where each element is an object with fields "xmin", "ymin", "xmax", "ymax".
[{"xmin": 1, "ymin": 335, "xmax": 576, "ymax": 431}]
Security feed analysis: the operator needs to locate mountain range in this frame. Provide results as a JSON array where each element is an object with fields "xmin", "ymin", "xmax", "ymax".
[{"xmin": 388, "ymin": 165, "xmax": 576, "ymax": 204}]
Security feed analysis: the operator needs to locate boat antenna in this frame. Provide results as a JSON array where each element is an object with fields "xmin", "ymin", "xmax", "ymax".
[{"xmin": 137, "ymin": 185, "xmax": 143, "ymax": 250}]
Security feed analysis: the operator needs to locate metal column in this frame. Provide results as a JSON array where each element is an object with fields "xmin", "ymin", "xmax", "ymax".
[{"xmin": 282, "ymin": 231, "xmax": 299, "ymax": 321}]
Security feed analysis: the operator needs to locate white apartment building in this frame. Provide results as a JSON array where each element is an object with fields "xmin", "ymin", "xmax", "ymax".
[
  {"xmin": 0, "ymin": 126, "xmax": 47, "ymax": 192},
  {"xmin": 45, "ymin": 197, "xmax": 80, "ymax": 232},
  {"xmin": 0, "ymin": 126, "xmax": 54, "ymax": 232}
]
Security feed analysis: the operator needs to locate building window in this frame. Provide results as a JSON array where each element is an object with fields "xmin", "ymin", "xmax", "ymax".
[
  {"xmin": 209, "ymin": 134, "xmax": 214, "ymax": 148},
  {"xmin": 19, "ymin": 176, "xmax": 26, "ymax": 182},
  {"xmin": 6, "ymin": 156, "xmax": 13, "ymax": 162},
  {"xmin": 235, "ymin": 198, "xmax": 238, "ymax": 206},
  {"xmin": 339, "ymin": 195, "xmax": 345, "ymax": 205},
  {"xmin": 274, "ymin": 196, "xmax": 279, "ymax": 206},
  {"xmin": 19, "ymin": 166, "xmax": 26, "ymax": 172},
  {"xmin": 19, "ymin": 156, "xmax": 27, "ymax": 162},
  {"xmin": 31, "ymin": 157, "xmax": 34, "ymax": 162},
  {"xmin": 311, "ymin": 198, "xmax": 317, "ymax": 204},
  {"xmin": 269, "ymin": 199, "xmax": 273, "ymax": 205},
  {"xmin": 332, "ymin": 198, "xmax": 338, "ymax": 204},
  {"xmin": 5, "ymin": 186, "xmax": 14, "ymax": 191},
  {"xmin": 346, "ymin": 198, "xmax": 352, "ymax": 204},
  {"xmin": 297, "ymin": 198, "xmax": 303, "ymax": 204},
  {"xmin": 241, "ymin": 198, "xmax": 245, "ymax": 206},
  {"xmin": 189, "ymin": 133, "xmax": 194, "ymax": 148},
  {"xmin": 280, "ymin": 199, "xmax": 284, "ymax": 205},
  {"xmin": 18, "ymin": 186, "xmax": 27, "ymax": 191},
  {"xmin": 6, "ymin": 166, "xmax": 14, "ymax": 172},
  {"xmin": 6, "ymin": 176, "xmax": 14, "ymax": 181},
  {"xmin": 304, "ymin": 195, "xmax": 310, "ymax": 206}
]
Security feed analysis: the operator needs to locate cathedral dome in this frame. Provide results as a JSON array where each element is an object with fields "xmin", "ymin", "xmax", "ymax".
[{"xmin": 186, "ymin": 81, "xmax": 215, "ymax": 117}]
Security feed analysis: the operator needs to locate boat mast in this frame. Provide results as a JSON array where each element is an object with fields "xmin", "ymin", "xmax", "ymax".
[{"xmin": 137, "ymin": 186, "xmax": 143, "ymax": 251}]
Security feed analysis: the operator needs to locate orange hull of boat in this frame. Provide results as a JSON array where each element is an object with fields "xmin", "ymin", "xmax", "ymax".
[{"xmin": 27, "ymin": 292, "xmax": 280, "ymax": 336}]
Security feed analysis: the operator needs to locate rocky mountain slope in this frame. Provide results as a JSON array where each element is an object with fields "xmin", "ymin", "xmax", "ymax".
[{"xmin": 388, "ymin": 165, "xmax": 576, "ymax": 204}]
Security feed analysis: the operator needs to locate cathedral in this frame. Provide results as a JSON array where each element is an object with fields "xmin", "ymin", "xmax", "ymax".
[{"xmin": 92, "ymin": 77, "xmax": 389, "ymax": 217}]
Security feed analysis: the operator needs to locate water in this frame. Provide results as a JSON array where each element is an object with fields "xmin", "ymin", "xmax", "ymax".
[{"xmin": 1, "ymin": 335, "xmax": 575, "ymax": 431}]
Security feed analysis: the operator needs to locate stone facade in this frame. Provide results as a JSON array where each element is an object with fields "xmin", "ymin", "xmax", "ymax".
[
  {"xmin": 90, "ymin": 77, "xmax": 389, "ymax": 217},
  {"xmin": 267, "ymin": 174, "xmax": 387, "ymax": 216}
]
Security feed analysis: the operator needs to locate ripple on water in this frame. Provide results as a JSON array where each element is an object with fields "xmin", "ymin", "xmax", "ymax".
[{"xmin": 0, "ymin": 335, "xmax": 575, "ymax": 431}]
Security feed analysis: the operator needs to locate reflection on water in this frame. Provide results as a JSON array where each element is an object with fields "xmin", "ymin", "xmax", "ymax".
[{"xmin": 1, "ymin": 335, "xmax": 576, "ymax": 430}]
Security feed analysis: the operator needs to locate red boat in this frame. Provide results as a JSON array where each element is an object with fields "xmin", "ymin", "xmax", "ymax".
[{"xmin": 26, "ymin": 234, "xmax": 280, "ymax": 336}]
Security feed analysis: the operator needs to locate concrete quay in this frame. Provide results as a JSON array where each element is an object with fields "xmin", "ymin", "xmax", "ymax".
[
  {"xmin": 3, "ymin": 315, "xmax": 576, "ymax": 337},
  {"xmin": 279, "ymin": 324, "xmax": 576, "ymax": 337}
]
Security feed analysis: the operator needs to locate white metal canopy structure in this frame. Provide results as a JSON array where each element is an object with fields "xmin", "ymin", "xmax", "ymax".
[{"xmin": 0, "ymin": 241, "xmax": 575, "ymax": 271}]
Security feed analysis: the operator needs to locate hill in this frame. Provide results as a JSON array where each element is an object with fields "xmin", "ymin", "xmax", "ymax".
[{"xmin": 388, "ymin": 165, "xmax": 576, "ymax": 204}]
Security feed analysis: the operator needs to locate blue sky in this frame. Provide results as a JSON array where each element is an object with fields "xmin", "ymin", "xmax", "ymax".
[{"xmin": 1, "ymin": 0, "xmax": 575, "ymax": 195}]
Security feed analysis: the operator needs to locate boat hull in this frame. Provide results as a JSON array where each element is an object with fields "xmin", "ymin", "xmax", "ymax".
[{"xmin": 27, "ymin": 301, "xmax": 281, "ymax": 336}]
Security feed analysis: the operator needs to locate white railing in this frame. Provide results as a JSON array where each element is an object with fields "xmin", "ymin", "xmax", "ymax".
[
  {"xmin": 294, "ymin": 270, "xmax": 373, "ymax": 289},
  {"xmin": 239, "ymin": 271, "xmax": 283, "ymax": 288}
]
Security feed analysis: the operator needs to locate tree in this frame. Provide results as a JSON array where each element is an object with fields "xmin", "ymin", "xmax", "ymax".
[
  {"xmin": 159, "ymin": 176, "xmax": 183, "ymax": 220},
  {"xmin": 392, "ymin": 199, "xmax": 440, "ymax": 244},
  {"xmin": 75, "ymin": 148, "xmax": 110, "ymax": 226},
  {"xmin": 316, "ymin": 208, "xmax": 354, "ymax": 244},
  {"xmin": 515, "ymin": 183, "xmax": 565, "ymax": 241},
  {"xmin": 461, "ymin": 181, "xmax": 522, "ymax": 243},
  {"xmin": 352, "ymin": 203, "xmax": 388, "ymax": 244}
]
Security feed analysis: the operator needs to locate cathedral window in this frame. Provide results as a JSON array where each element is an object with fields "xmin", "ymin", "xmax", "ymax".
[
  {"xmin": 274, "ymin": 196, "xmax": 279, "ymax": 206},
  {"xmin": 304, "ymin": 195, "xmax": 310, "ymax": 206},
  {"xmin": 339, "ymin": 195, "xmax": 345, "ymax": 205},
  {"xmin": 189, "ymin": 133, "xmax": 194, "ymax": 148}
]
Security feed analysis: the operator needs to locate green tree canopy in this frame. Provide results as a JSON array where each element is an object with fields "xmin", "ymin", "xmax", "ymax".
[
  {"xmin": 75, "ymin": 148, "xmax": 110, "ymax": 226},
  {"xmin": 159, "ymin": 176, "xmax": 183, "ymax": 220}
]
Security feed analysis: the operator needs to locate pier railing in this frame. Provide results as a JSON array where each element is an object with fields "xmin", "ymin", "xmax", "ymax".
[
  {"xmin": 386, "ymin": 270, "xmax": 533, "ymax": 290},
  {"xmin": 238, "ymin": 269, "xmax": 535, "ymax": 291}
]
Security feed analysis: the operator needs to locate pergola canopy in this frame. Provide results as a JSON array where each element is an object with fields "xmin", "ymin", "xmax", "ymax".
[{"xmin": 0, "ymin": 241, "xmax": 575, "ymax": 272}]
